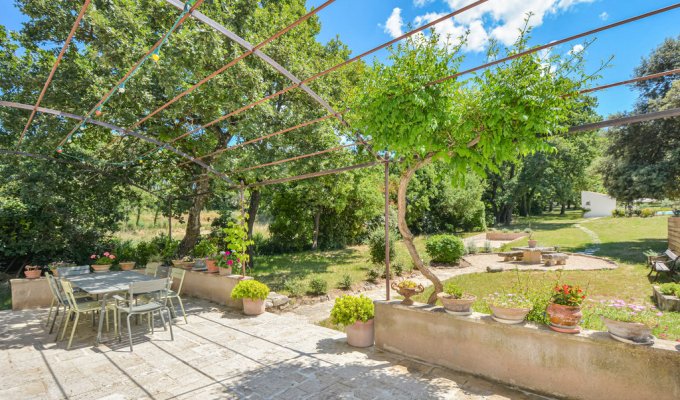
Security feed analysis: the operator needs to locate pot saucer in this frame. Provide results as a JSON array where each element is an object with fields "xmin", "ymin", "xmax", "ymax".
[
  {"xmin": 491, "ymin": 316, "xmax": 524, "ymax": 325},
  {"xmin": 549, "ymin": 323, "xmax": 580, "ymax": 334},
  {"xmin": 444, "ymin": 310, "xmax": 472, "ymax": 316},
  {"xmin": 608, "ymin": 331, "xmax": 654, "ymax": 346}
]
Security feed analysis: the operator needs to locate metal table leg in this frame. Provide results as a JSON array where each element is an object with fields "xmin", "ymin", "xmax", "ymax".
[{"xmin": 95, "ymin": 293, "xmax": 109, "ymax": 346}]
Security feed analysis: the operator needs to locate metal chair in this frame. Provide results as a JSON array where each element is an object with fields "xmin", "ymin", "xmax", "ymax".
[
  {"xmin": 166, "ymin": 268, "xmax": 188, "ymax": 324},
  {"xmin": 114, "ymin": 278, "xmax": 174, "ymax": 351},
  {"xmin": 46, "ymin": 274, "xmax": 92, "ymax": 335},
  {"xmin": 59, "ymin": 279, "xmax": 115, "ymax": 350},
  {"xmin": 57, "ymin": 265, "xmax": 91, "ymax": 277},
  {"xmin": 145, "ymin": 262, "xmax": 160, "ymax": 277}
]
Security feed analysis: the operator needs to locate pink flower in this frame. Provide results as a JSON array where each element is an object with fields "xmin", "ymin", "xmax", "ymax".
[
  {"xmin": 225, "ymin": 251, "xmax": 231, "ymax": 255},
  {"xmin": 656, "ymin": 312, "xmax": 663, "ymax": 317},
  {"xmin": 103, "ymin": 252, "xmax": 110, "ymax": 257},
  {"xmin": 227, "ymin": 259, "xmax": 233, "ymax": 266},
  {"xmin": 90, "ymin": 255, "xmax": 97, "ymax": 259},
  {"xmin": 109, "ymin": 255, "xmax": 116, "ymax": 259}
]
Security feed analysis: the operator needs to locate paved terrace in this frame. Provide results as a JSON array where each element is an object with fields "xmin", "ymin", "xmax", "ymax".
[{"xmin": 0, "ymin": 299, "xmax": 549, "ymax": 400}]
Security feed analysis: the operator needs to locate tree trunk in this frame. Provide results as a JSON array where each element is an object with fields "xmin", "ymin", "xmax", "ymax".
[
  {"xmin": 135, "ymin": 205, "xmax": 142, "ymax": 227},
  {"xmin": 549, "ymin": 201, "xmax": 553, "ymax": 212},
  {"xmin": 246, "ymin": 189, "xmax": 261, "ymax": 268},
  {"xmin": 153, "ymin": 206, "xmax": 160, "ymax": 226},
  {"xmin": 560, "ymin": 203, "xmax": 566, "ymax": 215},
  {"xmin": 312, "ymin": 208, "xmax": 321, "ymax": 250},
  {"xmin": 178, "ymin": 178, "xmax": 211, "ymax": 256},
  {"xmin": 397, "ymin": 154, "xmax": 442, "ymax": 305}
]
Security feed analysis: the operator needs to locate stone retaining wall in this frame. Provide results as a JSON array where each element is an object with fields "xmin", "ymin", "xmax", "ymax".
[
  {"xmin": 669, "ymin": 217, "xmax": 680, "ymax": 253},
  {"xmin": 485, "ymin": 232, "xmax": 526, "ymax": 241},
  {"xmin": 375, "ymin": 301, "xmax": 680, "ymax": 400}
]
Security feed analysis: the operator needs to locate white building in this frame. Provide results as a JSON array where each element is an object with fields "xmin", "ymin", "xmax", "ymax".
[{"xmin": 581, "ymin": 191, "xmax": 617, "ymax": 218}]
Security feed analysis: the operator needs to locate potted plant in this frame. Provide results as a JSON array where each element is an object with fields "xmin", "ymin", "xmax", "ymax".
[
  {"xmin": 47, "ymin": 261, "xmax": 75, "ymax": 276},
  {"xmin": 526, "ymin": 229, "xmax": 537, "ymax": 248},
  {"xmin": 24, "ymin": 265, "xmax": 42, "ymax": 279},
  {"xmin": 90, "ymin": 252, "xmax": 116, "ymax": 273},
  {"xmin": 390, "ymin": 279, "xmax": 424, "ymax": 305},
  {"xmin": 172, "ymin": 256, "xmax": 194, "ymax": 270},
  {"xmin": 330, "ymin": 294, "xmax": 375, "ymax": 348},
  {"xmin": 217, "ymin": 251, "xmax": 238, "ymax": 275},
  {"xmin": 194, "ymin": 240, "xmax": 218, "ymax": 272},
  {"xmin": 437, "ymin": 282, "xmax": 476, "ymax": 315},
  {"xmin": 485, "ymin": 292, "xmax": 533, "ymax": 324},
  {"xmin": 599, "ymin": 300, "xmax": 660, "ymax": 345},
  {"xmin": 116, "ymin": 243, "xmax": 137, "ymax": 270},
  {"xmin": 546, "ymin": 284, "xmax": 586, "ymax": 333},
  {"xmin": 206, "ymin": 253, "xmax": 220, "ymax": 273},
  {"xmin": 231, "ymin": 279, "xmax": 270, "ymax": 316}
]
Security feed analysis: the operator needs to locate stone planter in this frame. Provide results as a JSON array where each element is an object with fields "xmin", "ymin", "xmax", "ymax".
[
  {"xmin": 91, "ymin": 264, "xmax": 111, "ymax": 273},
  {"xmin": 652, "ymin": 285, "xmax": 680, "ymax": 311},
  {"xmin": 119, "ymin": 261, "xmax": 136, "ymax": 271},
  {"xmin": 602, "ymin": 317, "xmax": 654, "ymax": 345},
  {"xmin": 528, "ymin": 239, "xmax": 538, "ymax": 248},
  {"xmin": 489, "ymin": 305, "xmax": 530, "ymax": 324},
  {"xmin": 24, "ymin": 268, "xmax": 42, "ymax": 279},
  {"xmin": 172, "ymin": 260, "xmax": 194, "ymax": 270},
  {"xmin": 437, "ymin": 293, "xmax": 476, "ymax": 315},
  {"xmin": 391, "ymin": 281, "xmax": 424, "ymax": 306},
  {"xmin": 206, "ymin": 259, "xmax": 219, "ymax": 273},
  {"xmin": 546, "ymin": 303, "xmax": 582, "ymax": 333},
  {"xmin": 218, "ymin": 266, "xmax": 233, "ymax": 276},
  {"xmin": 346, "ymin": 319, "xmax": 374, "ymax": 348},
  {"xmin": 242, "ymin": 298, "xmax": 266, "ymax": 316}
]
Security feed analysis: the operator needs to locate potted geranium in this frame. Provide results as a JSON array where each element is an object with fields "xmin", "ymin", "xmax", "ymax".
[
  {"xmin": 546, "ymin": 284, "xmax": 586, "ymax": 333},
  {"xmin": 437, "ymin": 282, "xmax": 476, "ymax": 315},
  {"xmin": 231, "ymin": 279, "xmax": 270, "ymax": 315},
  {"xmin": 217, "ymin": 251, "xmax": 238, "ymax": 275},
  {"xmin": 24, "ymin": 265, "xmax": 42, "ymax": 279},
  {"xmin": 90, "ymin": 252, "xmax": 116, "ymax": 273},
  {"xmin": 47, "ymin": 261, "xmax": 75, "ymax": 276},
  {"xmin": 599, "ymin": 300, "xmax": 660, "ymax": 345},
  {"xmin": 390, "ymin": 279, "xmax": 424, "ymax": 305},
  {"xmin": 485, "ymin": 292, "xmax": 533, "ymax": 324},
  {"xmin": 330, "ymin": 294, "xmax": 375, "ymax": 348}
]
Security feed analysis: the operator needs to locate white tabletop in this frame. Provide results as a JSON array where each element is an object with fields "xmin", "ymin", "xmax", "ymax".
[{"xmin": 67, "ymin": 271, "xmax": 157, "ymax": 294}]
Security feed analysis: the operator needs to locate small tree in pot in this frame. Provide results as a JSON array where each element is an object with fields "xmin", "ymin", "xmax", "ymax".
[
  {"xmin": 231, "ymin": 280, "xmax": 269, "ymax": 316},
  {"xmin": 330, "ymin": 295, "xmax": 375, "ymax": 348},
  {"xmin": 438, "ymin": 283, "xmax": 476, "ymax": 315},
  {"xmin": 547, "ymin": 283, "xmax": 586, "ymax": 333}
]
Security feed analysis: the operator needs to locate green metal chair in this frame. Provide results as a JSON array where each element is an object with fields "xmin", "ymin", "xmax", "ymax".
[
  {"xmin": 166, "ymin": 268, "xmax": 188, "ymax": 324},
  {"xmin": 145, "ymin": 262, "xmax": 160, "ymax": 277},
  {"xmin": 59, "ymin": 279, "xmax": 116, "ymax": 350},
  {"xmin": 45, "ymin": 274, "xmax": 91, "ymax": 335}
]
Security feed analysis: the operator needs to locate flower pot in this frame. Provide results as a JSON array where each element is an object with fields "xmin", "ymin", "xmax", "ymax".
[
  {"xmin": 345, "ymin": 319, "xmax": 374, "ymax": 348},
  {"xmin": 206, "ymin": 259, "xmax": 219, "ymax": 273},
  {"xmin": 528, "ymin": 239, "xmax": 538, "ymax": 248},
  {"xmin": 489, "ymin": 305, "xmax": 531, "ymax": 324},
  {"xmin": 218, "ymin": 266, "xmax": 233, "ymax": 276},
  {"xmin": 546, "ymin": 303, "xmax": 582, "ymax": 333},
  {"xmin": 242, "ymin": 298, "xmax": 266, "ymax": 316},
  {"xmin": 602, "ymin": 317, "xmax": 654, "ymax": 345},
  {"xmin": 390, "ymin": 281, "xmax": 424, "ymax": 305},
  {"xmin": 119, "ymin": 261, "xmax": 136, "ymax": 271},
  {"xmin": 24, "ymin": 269, "xmax": 42, "ymax": 279},
  {"xmin": 91, "ymin": 264, "xmax": 111, "ymax": 273},
  {"xmin": 438, "ymin": 293, "xmax": 476, "ymax": 315}
]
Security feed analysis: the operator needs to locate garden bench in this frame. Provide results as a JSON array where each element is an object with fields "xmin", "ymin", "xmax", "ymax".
[
  {"xmin": 543, "ymin": 253, "xmax": 568, "ymax": 266},
  {"xmin": 648, "ymin": 249, "xmax": 679, "ymax": 282},
  {"xmin": 498, "ymin": 251, "xmax": 523, "ymax": 262}
]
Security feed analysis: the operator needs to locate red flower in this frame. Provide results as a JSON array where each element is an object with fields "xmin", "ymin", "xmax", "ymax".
[{"xmin": 227, "ymin": 259, "xmax": 233, "ymax": 266}]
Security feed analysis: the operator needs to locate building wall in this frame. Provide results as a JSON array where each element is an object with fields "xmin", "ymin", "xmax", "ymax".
[
  {"xmin": 581, "ymin": 191, "xmax": 617, "ymax": 218},
  {"xmin": 670, "ymin": 217, "xmax": 680, "ymax": 253}
]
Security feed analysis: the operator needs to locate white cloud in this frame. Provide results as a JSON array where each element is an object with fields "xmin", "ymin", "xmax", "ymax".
[
  {"xmin": 413, "ymin": 12, "xmax": 487, "ymax": 52},
  {"xmin": 599, "ymin": 11, "xmax": 609, "ymax": 21},
  {"xmin": 414, "ymin": 0, "xmax": 435, "ymax": 7},
  {"xmin": 384, "ymin": 8, "xmax": 404, "ymax": 38},
  {"xmin": 568, "ymin": 43, "xmax": 584, "ymax": 55}
]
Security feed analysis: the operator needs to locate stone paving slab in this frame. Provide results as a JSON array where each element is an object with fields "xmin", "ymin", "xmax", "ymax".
[{"xmin": 0, "ymin": 299, "xmax": 551, "ymax": 399}]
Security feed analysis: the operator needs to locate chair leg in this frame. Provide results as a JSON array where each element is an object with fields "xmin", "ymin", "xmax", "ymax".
[
  {"xmin": 49, "ymin": 304, "xmax": 60, "ymax": 334},
  {"xmin": 46, "ymin": 298, "xmax": 56, "ymax": 327},
  {"xmin": 60, "ymin": 310, "xmax": 72, "ymax": 341},
  {"xmin": 67, "ymin": 313, "xmax": 80, "ymax": 350},
  {"xmin": 118, "ymin": 310, "xmax": 123, "ymax": 342},
  {"xmin": 56, "ymin": 309, "xmax": 68, "ymax": 342},
  {"xmin": 150, "ymin": 312, "xmax": 154, "ymax": 335},
  {"xmin": 127, "ymin": 314, "xmax": 134, "ymax": 352},
  {"xmin": 176, "ymin": 296, "xmax": 188, "ymax": 324},
  {"xmin": 165, "ymin": 308, "xmax": 174, "ymax": 341},
  {"xmin": 105, "ymin": 309, "xmax": 109, "ymax": 332},
  {"xmin": 167, "ymin": 297, "xmax": 177, "ymax": 318},
  {"xmin": 159, "ymin": 308, "xmax": 167, "ymax": 332}
]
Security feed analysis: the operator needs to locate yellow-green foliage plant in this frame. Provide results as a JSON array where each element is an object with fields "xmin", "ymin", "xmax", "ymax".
[{"xmin": 330, "ymin": 295, "xmax": 374, "ymax": 326}]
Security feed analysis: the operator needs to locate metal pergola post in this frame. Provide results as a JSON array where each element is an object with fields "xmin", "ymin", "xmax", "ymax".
[{"xmin": 384, "ymin": 156, "xmax": 391, "ymax": 301}]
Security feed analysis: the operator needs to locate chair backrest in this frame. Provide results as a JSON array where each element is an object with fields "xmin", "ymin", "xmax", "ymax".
[
  {"xmin": 46, "ymin": 274, "xmax": 65, "ymax": 305},
  {"xmin": 665, "ymin": 249, "xmax": 678, "ymax": 261},
  {"xmin": 58, "ymin": 265, "xmax": 90, "ymax": 277},
  {"xmin": 59, "ymin": 279, "xmax": 80, "ymax": 311},
  {"xmin": 129, "ymin": 278, "xmax": 169, "ymax": 299},
  {"xmin": 145, "ymin": 263, "xmax": 160, "ymax": 277},
  {"xmin": 170, "ymin": 268, "xmax": 186, "ymax": 295}
]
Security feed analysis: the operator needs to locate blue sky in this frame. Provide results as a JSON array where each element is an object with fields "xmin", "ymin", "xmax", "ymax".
[{"xmin": 2, "ymin": 1, "xmax": 679, "ymax": 117}]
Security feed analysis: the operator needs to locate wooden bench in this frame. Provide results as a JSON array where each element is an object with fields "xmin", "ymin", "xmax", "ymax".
[
  {"xmin": 543, "ymin": 253, "xmax": 568, "ymax": 266},
  {"xmin": 648, "ymin": 249, "xmax": 679, "ymax": 282},
  {"xmin": 498, "ymin": 251, "xmax": 523, "ymax": 262}
]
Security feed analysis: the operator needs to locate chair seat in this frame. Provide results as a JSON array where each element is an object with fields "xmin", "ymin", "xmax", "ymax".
[
  {"xmin": 76, "ymin": 300, "xmax": 115, "ymax": 312},
  {"xmin": 119, "ymin": 301, "xmax": 163, "ymax": 314}
]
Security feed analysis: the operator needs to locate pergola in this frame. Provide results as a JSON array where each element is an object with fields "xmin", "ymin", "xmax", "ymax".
[{"xmin": 2, "ymin": 0, "xmax": 680, "ymax": 299}]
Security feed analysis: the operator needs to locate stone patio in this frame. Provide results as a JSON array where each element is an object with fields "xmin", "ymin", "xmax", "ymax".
[{"xmin": 0, "ymin": 298, "xmax": 550, "ymax": 400}]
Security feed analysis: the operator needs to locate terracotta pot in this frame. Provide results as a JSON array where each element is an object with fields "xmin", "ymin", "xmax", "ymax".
[
  {"xmin": 119, "ymin": 261, "xmax": 136, "ymax": 271},
  {"xmin": 218, "ymin": 266, "xmax": 233, "ymax": 276},
  {"xmin": 547, "ymin": 303, "xmax": 582, "ymax": 333},
  {"xmin": 438, "ymin": 293, "xmax": 476, "ymax": 315},
  {"xmin": 489, "ymin": 305, "xmax": 530, "ymax": 324},
  {"xmin": 345, "ymin": 319, "xmax": 374, "ymax": 348},
  {"xmin": 91, "ymin": 264, "xmax": 111, "ymax": 273},
  {"xmin": 390, "ymin": 281, "xmax": 424, "ymax": 305},
  {"xmin": 24, "ymin": 269, "xmax": 42, "ymax": 279},
  {"xmin": 206, "ymin": 259, "xmax": 219, "ymax": 273},
  {"xmin": 602, "ymin": 317, "xmax": 654, "ymax": 344},
  {"xmin": 528, "ymin": 239, "xmax": 538, "ymax": 248},
  {"xmin": 242, "ymin": 298, "xmax": 266, "ymax": 316}
]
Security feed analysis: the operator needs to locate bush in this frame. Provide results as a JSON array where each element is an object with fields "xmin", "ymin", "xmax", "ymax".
[
  {"xmin": 381, "ymin": 265, "xmax": 393, "ymax": 279},
  {"xmin": 366, "ymin": 267, "xmax": 380, "ymax": 283},
  {"xmin": 483, "ymin": 241, "xmax": 493, "ymax": 253},
  {"xmin": 134, "ymin": 240, "xmax": 160, "ymax": 266},
  {"xmin": 640, "ymin": 208, "xmax": 655, "ymax": 218},
  {"xmin": 612, "ymin": 208, "xmax": 626, "ymax": 217},
  {"xmin": 425, "ymin": 235, "xmax": 465, "ymax": 264},
  {"xmin": 330, "ymin": 295, "xmax": 374, "ymax": 326},
  {"xmin": 338, "ymin": 274, "xmax": 353, "ymax": 290},
  {"xmin": 114, "ymin": 240, "xmax": 136, "ymax": 262},
  {"xmin": 466, "ymin": 242, "xmax": 478, "ymax": 255},
  {"xmin": 392, "ymin": 261, "xmax": 404, "ymax": 277},
  {"xmin": 659, "ymin": 283, "xmax": 680, "ymax": 296},
  {"xmin": 308, "ymin": 277, "xmax": 328, "ymax": 295},
  {"xmin": 632, "ymin": 208, "xmax": 642, "ymax": 217},
  {"xmin": 367, "ymin": 228, "xmax": 396, "ymax": 265},
  {"xmin": 193, "ymin": 239, "xmax": 217, "ymax": 258},
  {"xmin": 231, "ymin": 280, "xmax": 270, "ymax": 300},
  {"xmin": 283, "ymin": 279, "xmax": 306, "ymax": 297}
]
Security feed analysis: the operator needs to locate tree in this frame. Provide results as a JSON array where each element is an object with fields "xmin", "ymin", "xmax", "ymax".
[{"xmin": 348, "ymin": 29, "xmax": 589, "ymax": 304}]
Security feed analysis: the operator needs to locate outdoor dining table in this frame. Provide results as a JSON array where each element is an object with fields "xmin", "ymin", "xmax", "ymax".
[
  {"xmin": 66, "ymin": 270, "xmax": 157, "ymax": 345},
  {"xmin": 511, "ymin": 246, "xmax": 555, "ymax": 264}
]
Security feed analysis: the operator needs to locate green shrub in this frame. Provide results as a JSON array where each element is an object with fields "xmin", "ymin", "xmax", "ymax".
[
  {"xmin": 231, "ymin": 280, "xmax": 270, "ymax": 300},
  {"xmin": 134, "ymin": 240, "xmax": 160, "ymax": 266},
  {"xmin": 308, "ymin": 277, "xmax": 328, "ymax": 295},
  {"xmin": 338, "ymin": 274, "xmax": 353, "ymax": 290},
  {"xmin": 366, "ymin": 267, "xmax": 380, "ymax": 283},
  {"xmin": 632, "ymin": 208, "xmax": 642, "ymax": 217},
  {"xmin": 193, "ymin": 239, "xmax": 217, "ymax": 258},
  {"xmin": 443, "ymin": 282, "xmax": 463, "ymax": 298},
  {"xmin": 483, "ymin": 241, "xmax": 493, "ymax": 253},
  {"xmin": 425, "ymin": 235, "xmax": 465, "ymax": 264},
  {"xmin": 381, "ymin": 265, "xmax": 393, "ymax": 279},
  {"xmin": 612, "ymin": 208, "xmax": 626, "ymax": 217},
  {"xmin": 659, "ymin": 283, "xmax": 680, "ymax": 296},
  {"xmin": 283, "ymin": 279, "xmax": 305, "ymax": 297},
  {"xmin": 640, "ymin": 208, "xmax": 655, "ymax": 218},
  {"xmin": 114, "ymin": 240, "xmax": 136, "ymax": 262},
  {"xmin": 466, "ymin": 242, "xmax": 478, "ymax": 255},
  {"xmin": 330, "ymin": 295, "xmax": 374, "ymax": 326},
  {"xmin": 367, "ymin": 228, "xmax": 395, "ymax": 265},
  {"xmin": 392, "ymin": 261, "xmax": 404, "ymax": 277}
]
